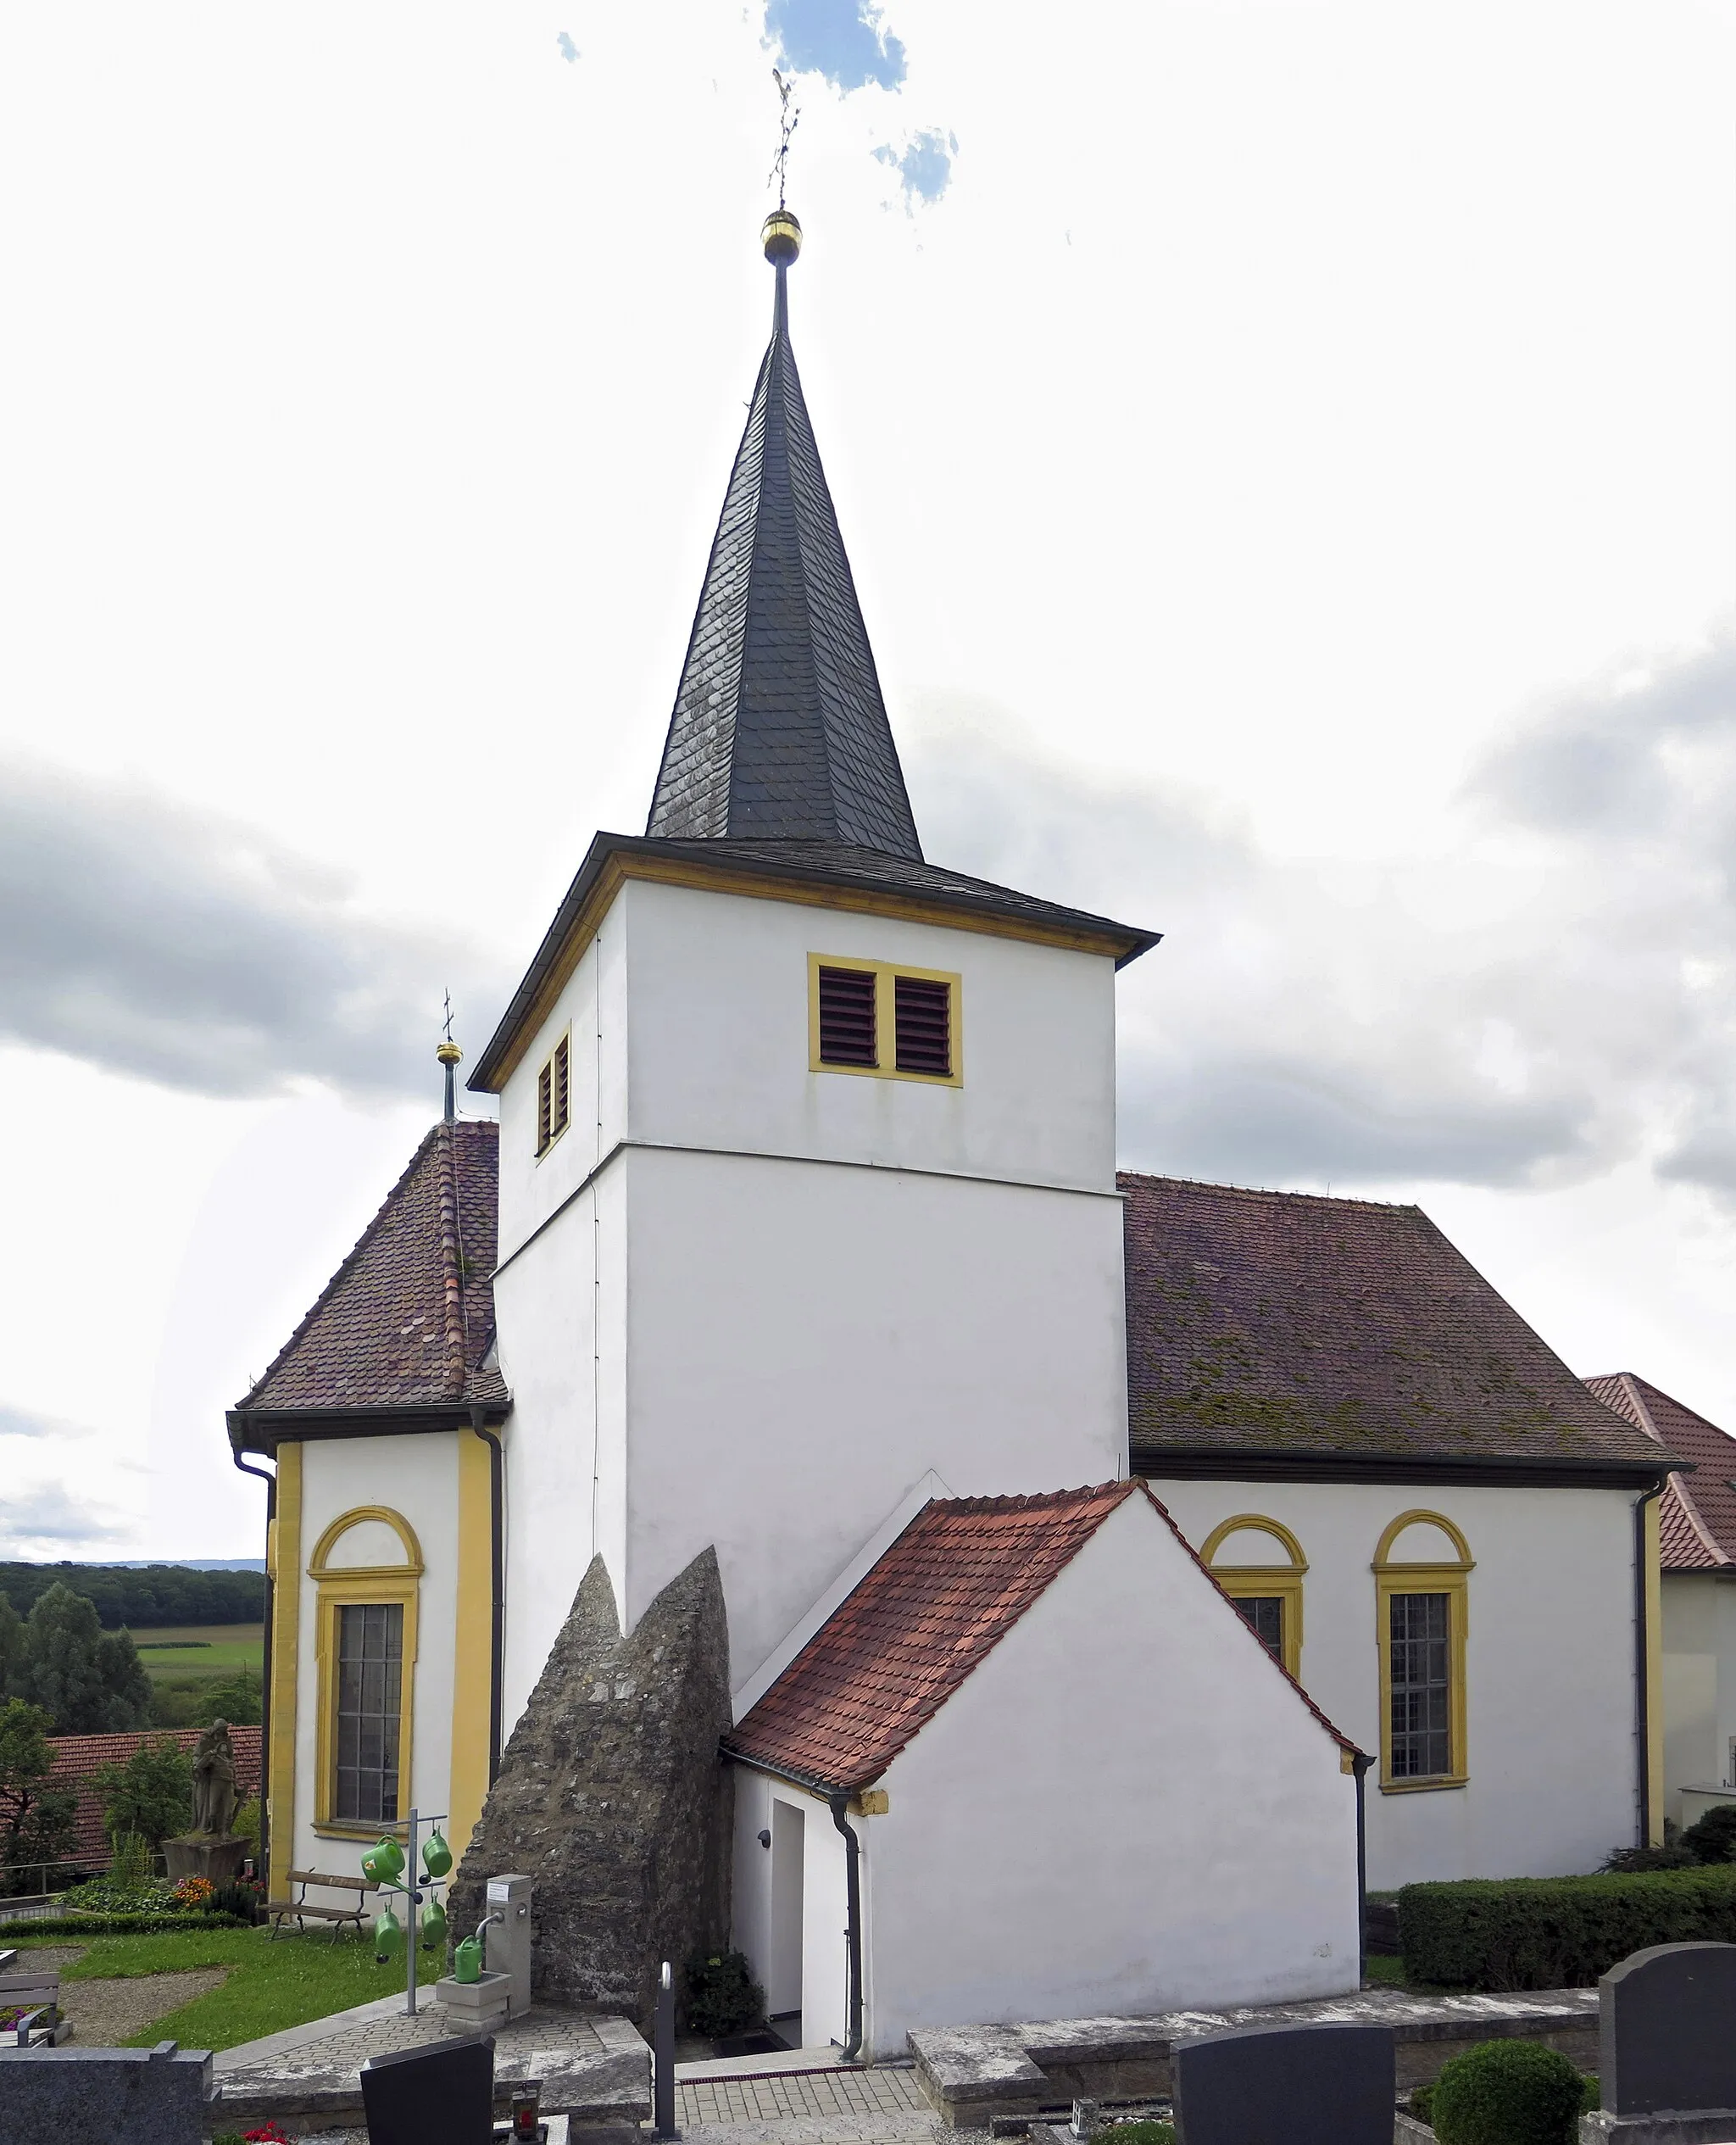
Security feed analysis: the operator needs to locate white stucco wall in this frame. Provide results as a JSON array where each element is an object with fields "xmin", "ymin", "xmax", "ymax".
[
  {"xmin": 1151, "ymin": 1479, "xmax": 1641, "ymax": 1886},
  {"xmin": 292, "ymin": 1434, "xmax": 460, "ymax": 1877},
  {"xmin": 621, "ymin": 1142, "xmax": 1127, "ymax": 1683},
  {"xmin": 732, "ymin": 1767, "xmax": 850, "ymax": 2050},
  {"xmin": 489, "ymin": 871, "xmax": 1132, "ymax": 1718},
  {"xmin": 1661, "ymin": 1571, "xmax": 1736, "ymax": 1823},
  {"xmin": 729, "ymin": 1494, "xmax": 1358, "ymax": 2057}
]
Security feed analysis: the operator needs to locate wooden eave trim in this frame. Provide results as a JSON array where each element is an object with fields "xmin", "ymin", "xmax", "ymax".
[
  {"xmin": 1132, "ymin": 1446, "xmax": 1677, "ymax": 1490},
  {"xmin": 470, "ymin": 845, "xmax": 1155, "ymax": 1095}
]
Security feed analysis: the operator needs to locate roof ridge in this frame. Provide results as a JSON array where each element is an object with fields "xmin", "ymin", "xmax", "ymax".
[
  {"xmin": 235, "ymin": 1123, "xmax": 443, "ymax": 1411},
  {"xmin": 1117, "ymin": 1170, "xmax": 1421, "ymax": 1215},
  {"xmin": 435, "ymin": 1121, "xmax": 467, "ymax": 1401}
]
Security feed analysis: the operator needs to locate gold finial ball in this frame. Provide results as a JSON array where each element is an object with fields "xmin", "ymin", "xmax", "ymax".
[
  {"xmin": 437, "ymin": 1040, "xmax": 463, "ymax": 1067},
  {"xmin": 762, "ymin": 209, "xmax": 802, "ymax": 266}
]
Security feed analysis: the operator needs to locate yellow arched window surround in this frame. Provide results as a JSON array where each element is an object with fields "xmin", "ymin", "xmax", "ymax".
[
  {"xmin": 1373, "ymin": 1511, "xmax": 1473, "ymax": 1795},
  {"xmin": 310, "ymin": 1507, "xmax": 423, "ymax": 1839},
  {"xmin": 1200, "ymin": 1515, "xmax": 1308, "ymax": 1679}
]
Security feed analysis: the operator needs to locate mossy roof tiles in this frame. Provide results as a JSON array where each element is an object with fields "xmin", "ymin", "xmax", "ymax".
[{"xmin": 1121, "ymin": 1173, "xmax": 1666, "ymax": 1472}]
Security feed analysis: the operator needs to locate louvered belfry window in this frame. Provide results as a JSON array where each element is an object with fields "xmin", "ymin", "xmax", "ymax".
[
  {"xmin": 894, "ymin": 976, "xmax": 951, "ymax": 1077},
  {"xmin": 811, "ymin": 958, "xmax": 960, "ymax": 1083},
  {"xmin": 817, "ymin": 967, "xmax": 878, "ymax": 1066},
  {"xmin": 536, "ymin": 1031, "xmax": 573, "ymax": 1156}
]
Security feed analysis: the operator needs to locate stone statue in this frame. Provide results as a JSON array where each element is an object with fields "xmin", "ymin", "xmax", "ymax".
[{"xmin": 191, "ymin": 1719, "xmax": 239, "ymax": 1839}]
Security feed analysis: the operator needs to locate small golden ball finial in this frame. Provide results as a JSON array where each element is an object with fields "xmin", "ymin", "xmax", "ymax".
[
  {"xmin": 762, "ymin": 209, "xmax": 802, "ymax": 266},
  {"xmin": 437, "ymin": 1040, "xmax": 463, "ymax": 1067}
]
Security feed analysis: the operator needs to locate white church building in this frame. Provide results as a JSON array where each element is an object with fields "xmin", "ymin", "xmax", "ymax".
[{"xmin": 230, "ymin": 209, "xmax": 1676, "ymax": 2053}]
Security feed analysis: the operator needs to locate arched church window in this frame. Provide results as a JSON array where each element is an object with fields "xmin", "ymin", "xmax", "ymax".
[
  {"xmin": 1199, "ymin": 1515, "xmax": 1308, "ymax": 1678},
  {"xmin": 308, "ymin": 1507, "xmax": 423, "ymax": 1836},
  {"xmin": 1372, "ymin": 1511, "xmax": 1473, "ymax": 1794}
]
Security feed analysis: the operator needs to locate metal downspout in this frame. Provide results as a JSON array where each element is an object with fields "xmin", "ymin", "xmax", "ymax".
[
  {"xmin": 1634, "ymin": 1481, "xmax": 1665, "ymax": 1847},
  {"xmin": 230, "ymin": 1441, "xmax": 276, "ymax": 1883},
  {"xmin": 470, "ymin": 1406, "xmax": 505, "ymax": 1784},
  {"xmin": 828, "ymin": 1792, "xmax": 864, "ymax": 2063},
  {"xmin": 1352, "ymin": 1752, "xmax": 1372, "ymax": 1983}
]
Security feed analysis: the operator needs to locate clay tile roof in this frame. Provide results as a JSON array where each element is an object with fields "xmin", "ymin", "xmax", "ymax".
[
  {"xmin": 234, "ymin": 1119, "xmax": 506, "ymax": 1421},
  {"xmin": 725, "ymin": 1485, "xmax": 1138, "ymax": 1792},
  {"xmin": 46, "ymin": 1726, "xmax": 262, "ymax": 1867},
  {"xmin": 1585, "ymin": 1373, "xmax": 1736, "ymax": 1569},
  {"xmin": 1121, "ymin": 1175, "xmax": 1668, "ymax": 1474}
]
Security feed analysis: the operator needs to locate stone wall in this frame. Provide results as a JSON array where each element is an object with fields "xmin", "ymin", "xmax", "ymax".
[{"xmin": 449, "ymin": 1548, "xmax": 732, "ymax": 2027}]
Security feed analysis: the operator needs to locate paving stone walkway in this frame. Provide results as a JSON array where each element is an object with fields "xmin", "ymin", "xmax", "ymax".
[{"xmin": 677, "ymin": 2061, "xmax": 932, "ymax": 2131}]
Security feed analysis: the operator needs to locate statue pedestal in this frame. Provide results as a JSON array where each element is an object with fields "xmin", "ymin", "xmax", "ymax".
[{"xmin": 162, "ymin": 1834, "xmax": 248, "ymax": 1886}]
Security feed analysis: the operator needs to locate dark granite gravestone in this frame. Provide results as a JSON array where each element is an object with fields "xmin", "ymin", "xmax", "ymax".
[
  {"xmin": 359, "ymin": 2033, "xmax": 495, "ymax": 2144},
  {"xmin": 1171, "ymin": 2020, "xmax": 1394, "ymax": 2145},
  {"xmin": 1600, "ymin": 1942, "xmax": 1736, "ymax": 2122},
  {"xmin": 0, "ymin": 2041, "xmax": 210, "ymax": 2145}
]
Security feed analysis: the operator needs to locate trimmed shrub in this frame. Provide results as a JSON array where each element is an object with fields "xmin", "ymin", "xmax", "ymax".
[
  {"xmin": 683, "ymin": 1949, "xmax": 764, "ymax": 2037},
  {"xmin": 3, "ymin": 1912, "xmax": 248, "ymax": 1935},
  {"xmin": 1683, "ymin": 1802, "xmax": 1736, "ymax": 1865},
  {"xmin": 1399, "ymin": 1866, "xmax": 1736, "ymax": 1990},
  {"xmin": 1098, "ymin": 2126, "xmax": 1175, "ymax": 2145},
  {"xmin": 1428, "ymin": 2040, "xmax": 1584, "ymax": 2145}
]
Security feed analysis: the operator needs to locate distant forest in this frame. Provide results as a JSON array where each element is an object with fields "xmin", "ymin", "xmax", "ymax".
[{"xmin": 0, "ymin": 1562, "xmax": 265, "ymax": 1628}]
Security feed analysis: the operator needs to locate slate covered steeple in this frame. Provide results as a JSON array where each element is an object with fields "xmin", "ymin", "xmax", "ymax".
[{"xmin": 646, "ymin": 211, "xmax": 923, "ymax": 861}]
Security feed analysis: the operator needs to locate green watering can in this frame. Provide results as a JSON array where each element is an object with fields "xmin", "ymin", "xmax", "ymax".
[
  {"xmin": 418, "ymin": 1897, "xmax": 448, "ymax": 1950},
  {"xmin": 421, "ymin": 1829, "xmax": 453, "ymax": 1878},
  {"xmin": 453, "ymin": 1933, "xmax": 484, "ymax": 1984},
  {"xmin": 373, "ymin": 1907, "xmax": 403, "ymax": 1961},
  {"xmin": 361, "ymin": 1836, "xmax": 404, "ymax": 1885}
]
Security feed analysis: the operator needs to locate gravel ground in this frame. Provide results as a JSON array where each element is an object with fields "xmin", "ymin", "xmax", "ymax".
[{"xmin": 58, "ymin": 1965, "xmax": 231, "ymax": 2046}]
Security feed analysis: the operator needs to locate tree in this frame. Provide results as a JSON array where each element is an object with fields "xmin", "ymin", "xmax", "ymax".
[
  {"xmin": 0, "ymin": 1698, "xmax": 77, "ymax": 1897},
  {"xmin": 92, "ymin": 1736, "xmax": 192, "ymax": 1847},
  {"xmin": 15, "ymin": 1585, "xmax": 151, "ymax": 1732},
  {"xmin": 0, "ymin": 1594, "xmax": 23, "ymax": 1698},
  {"xmin": 97, "ymin": 1629, "xmax": 153, "ymax": 1728},
  {"xmin": 200, "ymin": 1667, "xmax": 263, "ymax": 1727}
]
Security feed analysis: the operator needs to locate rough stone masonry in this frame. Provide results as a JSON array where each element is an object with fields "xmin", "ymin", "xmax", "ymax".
[{"xmin": 449, "ymin": 1547, "xmax": 733, "ymax": 2029}]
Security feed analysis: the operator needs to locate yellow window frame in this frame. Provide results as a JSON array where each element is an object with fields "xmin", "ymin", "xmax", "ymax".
[
  {"xmin": 309, "ymin": 1507, "xmax": 423, "ymax": 1840},
  {"xmin": 1200, "ymin": 1514, "xmax": 1308, "ymax": 1679},
  {"xmin": 535, "ymin": 1028, "xmax": 572, "ymax": 1160},
  {"xmin": 807, "ymin": 953, "xmax": 964, "ymax": 1087},
  {"xmin": 1373, "ymin": 1509, "xmax": 1473, "ymax": 1795}
]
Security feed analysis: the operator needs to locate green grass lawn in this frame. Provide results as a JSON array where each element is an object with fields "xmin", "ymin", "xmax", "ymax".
[
  {"xmin": 127, "ymin": 1624, "xmax": 264, "ymax": 1682},
  {"xmin": 10, "ymin": 1923, "xmax": 443, "ymax": 2052}
]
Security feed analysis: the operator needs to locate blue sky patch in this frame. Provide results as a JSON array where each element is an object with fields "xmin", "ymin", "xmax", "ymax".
[
  {"xmin": 767, "ymin": 0, "xmax": 906, "ymax": 92},
  {"xmin": 875, "ymin": 128, "xmax": 957, "ymax": 206}
]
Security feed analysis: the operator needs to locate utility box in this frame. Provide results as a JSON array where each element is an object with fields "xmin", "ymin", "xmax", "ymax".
[{"xmin": 486, "ymin": 1874, "xmax": 534, "ymax": 2020}]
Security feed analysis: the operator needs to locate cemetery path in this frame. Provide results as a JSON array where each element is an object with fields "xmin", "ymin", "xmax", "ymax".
[{"xmin": 59, "ymin": 1965, "xmax": 231, "ymax": 2045}]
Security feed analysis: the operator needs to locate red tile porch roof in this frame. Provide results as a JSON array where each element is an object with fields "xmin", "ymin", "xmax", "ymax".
[{"xmin": 1585, "ymin": 1373, "xmax": 1736, "ymax": 1571}]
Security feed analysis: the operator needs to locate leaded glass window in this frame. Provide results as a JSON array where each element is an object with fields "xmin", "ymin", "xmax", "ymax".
[
  {"xmin": 334, "ymin": 1602, "xmax": 403, "ymax": 1822},
  {"xmin": 1389, "ymin": 1591, "xmax": 1451, "ymax": 1778},
  {"xmin": 1233, "ymin": 1595, "xmax": 1285, "ymax": 1665}
]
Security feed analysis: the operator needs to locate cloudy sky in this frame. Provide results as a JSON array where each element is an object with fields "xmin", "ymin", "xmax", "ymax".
[{"xmin": 4, "ymin": 0, "xmax": 1736, "ymax": 1557}]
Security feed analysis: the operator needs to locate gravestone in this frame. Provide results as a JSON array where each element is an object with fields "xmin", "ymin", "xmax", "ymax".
[
  {"xmin": 1582, "ymin": 1942, "xmax": 1736, "ymax": 2144},
  {"xmin": 1171, "ymin": 2020, "xmax": 1394, "ymax": 2145},
  {"xmin": 359, "ymin": 2032, "xmax": 496, "ymax": 2145},
  {"xmin": 0, "ymin": 2039, "xmax": 210, "ymax": 2145}
]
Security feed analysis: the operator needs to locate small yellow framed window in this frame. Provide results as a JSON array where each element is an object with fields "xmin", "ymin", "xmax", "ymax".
[
  {"xmin": 1201, "ymin": 1514, "xmax": 1308, "ymax": 1679},
  {"xmin": 309, "ymin": 1507, "xmax": 422, "ymax": 1837},
  {"xmin": 536, "ymin": 1031, "xmax": 571, "ymax": 1156},
  {"xmin": 808, "ymin": 956, "xmax": 962, "ymax": 1087},
  {"xmin": 1373, "ymin": 1511, "xmax": 1473, "ymax": 1793}
]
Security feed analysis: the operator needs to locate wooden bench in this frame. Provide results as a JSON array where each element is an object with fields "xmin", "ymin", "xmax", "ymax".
[
  {"xmin": 0, "ymin": 1950, "xmax": 68, "ymax": 2045},
  {"xmin": 266, "ymin": 1869, "xmax": 377, "ymax": 1942}
]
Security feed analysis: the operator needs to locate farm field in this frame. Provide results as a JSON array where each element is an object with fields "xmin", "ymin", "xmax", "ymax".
[{"xmin": 128, "ymin": 1624, "xmax": 264, "ymax": 1681}]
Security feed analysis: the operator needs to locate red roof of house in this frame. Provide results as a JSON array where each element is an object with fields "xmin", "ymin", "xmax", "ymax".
[
  {"xmin": 1121, "ymin": 1174, "xmax": 1669, "ymax": 1473},
  {"xmin": 724, "ymin": 1482, "xmax": 1356, "ymax": 1793},
  {"xmin": 46, "ymin": 1726, "xmax": 262, "ymax": 1866},
  {"xmin": 1584, "ymin": 1373, "xmax": 1736, "ymax": 1571},
  {"xmin": 235, "ymin": 1118, "xmax": 505, "ymax": 1425}
]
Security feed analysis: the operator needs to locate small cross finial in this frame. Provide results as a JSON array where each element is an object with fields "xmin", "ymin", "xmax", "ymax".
[{"xmin": 437, "ymin": 992, "xmax": 462, "ymax": 1121}]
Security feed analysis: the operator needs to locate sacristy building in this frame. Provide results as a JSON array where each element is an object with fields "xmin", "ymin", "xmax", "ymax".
[{"xmin": 231, "ymin": 212, "xmax": 1678, "ymax": 2053}]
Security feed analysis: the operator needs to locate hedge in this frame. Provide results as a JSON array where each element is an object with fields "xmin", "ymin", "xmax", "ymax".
[{"xmin": 1399, "ymin": 1866, "xmax": 1736, "ymax": 1990}]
